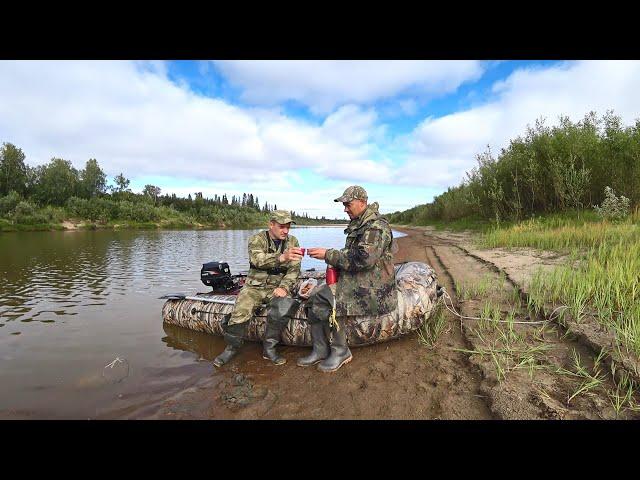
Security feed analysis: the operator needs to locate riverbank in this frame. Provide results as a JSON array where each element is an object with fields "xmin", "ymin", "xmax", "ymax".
[
  {"xmin": 98, "ymin": 226, "xmax": 638, "ymax": 420},
  {"xmin": 0, "ymin": 219, "xmax": 349, "ymax": 232}
]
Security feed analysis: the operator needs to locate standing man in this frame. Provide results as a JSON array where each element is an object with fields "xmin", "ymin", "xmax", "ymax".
[
  {"xmin": 213, "ymin": 210, "xmax": 303, "ymax": 368},
  {"xmin": 303, "ymin": 186, "xmax": 397, "ymax": 372}
]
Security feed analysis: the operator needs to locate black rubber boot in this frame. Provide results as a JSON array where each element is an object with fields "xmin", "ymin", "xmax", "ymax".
[
  {"xmin": 213, "ymin": 322, "xmax": 246, "ymax": 368},
  {"xmin": 262, "ymin": 298, "xmax": 298, "ymax": 365},
  {"xmin": 297, "ymin": 322, "xmax": 330, "ymax": 367},
  {"xmin": 318, "ymin": 319, "xmax": 352, "ymax": 372}
]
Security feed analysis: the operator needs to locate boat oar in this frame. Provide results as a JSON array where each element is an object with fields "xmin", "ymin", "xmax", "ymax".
[{"xmin": 159, "ymin": 293, "xmax": 237, "ymax": 306}]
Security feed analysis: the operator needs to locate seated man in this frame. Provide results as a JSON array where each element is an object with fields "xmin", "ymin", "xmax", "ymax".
[{"xmin": 213, "ymin": 210, "xmax": 303, "ymax": 367}]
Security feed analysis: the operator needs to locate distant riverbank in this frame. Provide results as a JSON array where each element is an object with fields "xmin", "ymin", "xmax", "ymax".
[{"xmin": 0, "ymin": 218, "xmax": 349, "ymax": 233}]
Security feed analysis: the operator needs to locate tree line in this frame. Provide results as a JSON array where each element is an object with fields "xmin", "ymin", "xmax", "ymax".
[
  {"xmin": 389, "ymin": 111, "xmax": 640, "ymax": 225},
  {"xmin": 0, "ymin": 142, "xmax": 342, "ymax": 228}
]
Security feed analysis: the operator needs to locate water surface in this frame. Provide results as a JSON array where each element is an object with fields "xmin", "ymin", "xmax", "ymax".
[{"xmin": 0, "ymin": 226, "xmax": 404, "ymax": 418}]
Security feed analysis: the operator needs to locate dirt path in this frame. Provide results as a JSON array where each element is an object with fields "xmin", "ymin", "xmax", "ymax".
[{"xmin": 123, "ymin": 227, "xmax": 639, "ymax": 419}]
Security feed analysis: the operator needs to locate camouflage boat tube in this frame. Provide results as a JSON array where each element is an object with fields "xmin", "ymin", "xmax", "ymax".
[{"xmin": 161, "ymin": 262, "xmax": 438, "ymax": 347}]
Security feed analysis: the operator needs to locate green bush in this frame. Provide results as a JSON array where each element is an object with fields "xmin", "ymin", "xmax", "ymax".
[
  {"xmin": 0, "ymin": 191, "xmax": 22, "ymax": 216},
  {"xmin": 116, "ymin": 200, "xmax": 159, "ymax": 222},
  {"xmin": 40, "ymin": 205, "xmax": 66, "ymax": 223},
  {"xmin": 66, "ymin": 196, "xmax": 89, "ymax": 217},
  {"xmin": 67, "ymin": 196, "xmax": 118, "ymax": 222},
  {"xmin": 87, "ymin": 197, "xmax": 117, "ymax": 222},
  {"xmin": 594, "ymin": 186, "xmax": 631, "ymax": 221},
  {"xmin": 13, "ymin": 200, "xmax": 50, "ymax": 224}
]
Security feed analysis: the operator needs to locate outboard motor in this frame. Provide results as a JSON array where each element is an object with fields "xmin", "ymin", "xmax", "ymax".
[{"xmin": 200, "ymin": 261, "xmax": 236, "ymax": 292}]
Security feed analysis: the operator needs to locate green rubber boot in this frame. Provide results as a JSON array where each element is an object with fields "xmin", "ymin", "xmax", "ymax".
[{"xmin": 213, "ymin": 322, "xmax": 246, "ymax": 368}]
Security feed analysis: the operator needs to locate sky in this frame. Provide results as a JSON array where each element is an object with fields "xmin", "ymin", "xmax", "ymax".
[{"xmin": 1, "ymin": 60, "xmax": 640, "ymax": 219}]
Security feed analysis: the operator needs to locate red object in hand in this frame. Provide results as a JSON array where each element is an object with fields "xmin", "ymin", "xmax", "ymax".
[
  {"xmin": 299, "ymin": 248, "xmax": 306, "ymax": 256},
  {"xmin": 326, "ymin": 266, "xmax": 339, "ymax": 285}
]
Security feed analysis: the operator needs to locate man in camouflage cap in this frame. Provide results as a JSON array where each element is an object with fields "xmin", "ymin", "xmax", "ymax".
[
  {"xmin": 304, "ymin": 186, "xmax": 397, "ymax": 372},
  {"xmin": 213, "ymin": 210, "xmax": 304, "ymax": 367}
]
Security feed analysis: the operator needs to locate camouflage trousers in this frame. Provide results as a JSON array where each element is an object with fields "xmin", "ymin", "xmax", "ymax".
[
  {"xmin": 304, "ymin": 284, "xmax": 337, "ymax": 325},
  {"xmin": 228, "ymin": 286, "xmax": 299, "ymax": 327}
]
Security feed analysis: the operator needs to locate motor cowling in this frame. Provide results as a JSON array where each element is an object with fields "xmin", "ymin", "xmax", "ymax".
[{"xmin": 200, "ymin": 261, "xmax": 235, "ymax": 292}]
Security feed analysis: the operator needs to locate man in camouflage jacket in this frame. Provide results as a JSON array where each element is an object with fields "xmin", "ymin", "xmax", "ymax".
[
  {"xmin": 213, "ymin": 210, "xmax": 303, "ymax": 367},
  {"xmin": 304, "ymin": 185, "xmax": 397, "ymax": 372}
]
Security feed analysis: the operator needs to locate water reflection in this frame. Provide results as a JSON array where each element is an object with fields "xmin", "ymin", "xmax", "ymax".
[{"xmin": 162, "ymin": 323, "xmax": 226, "ymax": 361}]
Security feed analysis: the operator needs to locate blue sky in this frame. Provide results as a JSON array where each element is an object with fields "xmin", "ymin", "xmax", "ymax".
[{"xmin": 2, "ymin": 60, "xmax": 639, "ymax": 218}]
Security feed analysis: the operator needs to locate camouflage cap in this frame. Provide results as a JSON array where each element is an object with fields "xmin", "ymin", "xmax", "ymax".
[
  {"xmin": 270, "ymin": 210, "xmax": 295, "ymax": 224},
  {"xmin": 334, "ymin": 185, "xmax": 368, "ymax": 203}
]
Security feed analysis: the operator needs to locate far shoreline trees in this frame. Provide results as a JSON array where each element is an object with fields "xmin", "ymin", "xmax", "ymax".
[{"xmin": 0, "ymin": 142, "xmax": 343, "ymax": 228}]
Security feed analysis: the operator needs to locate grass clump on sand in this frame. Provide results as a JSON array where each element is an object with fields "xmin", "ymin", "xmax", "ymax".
[
  {"xmin": 480, "ymin": 209, "xmax": 640, "ymax": 356},
  {"xmin": 418, "ymin": 305, "xmax": 449, "ymax": 348}
]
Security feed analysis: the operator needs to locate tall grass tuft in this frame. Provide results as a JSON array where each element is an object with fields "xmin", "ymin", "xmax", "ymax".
[{"xmin": 481, "ymin": 215, "xmax": 640, "ymax": 355}]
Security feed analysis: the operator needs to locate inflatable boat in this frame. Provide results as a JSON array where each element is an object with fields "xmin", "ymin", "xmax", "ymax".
[{"xmin": 161, "ymin": 262, "xmax": 439, "ymax": 347}]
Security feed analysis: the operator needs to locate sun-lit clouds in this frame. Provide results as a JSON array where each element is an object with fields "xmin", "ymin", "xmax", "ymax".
[
  {"xmin": 397, "ymin": 60, "xmax": 640, "ymax": 189},
  {"xmin": 3, "ymin": 60, "xmax": 639, "ymax": 217},
  {"xmin": 212, "ymin": 60, "xmax": 486, "ymax": 114},
  {"xmin": 321, "ymin": 105, "xmax": 379, "ymax": 146},
  {"xmin": 0, "ymin": 60, "xmax": 394, "ymax": 189}
]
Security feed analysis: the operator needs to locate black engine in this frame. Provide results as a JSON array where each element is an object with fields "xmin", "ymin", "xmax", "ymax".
[{"xmin": 200, "ymin": 261, "xmax": 237, "ymax": 292}]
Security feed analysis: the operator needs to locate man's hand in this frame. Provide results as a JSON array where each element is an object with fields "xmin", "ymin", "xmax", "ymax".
[
  {"xmin": 273, "ymin": 287, "xmax": 288, "ymax": 297},
  {"xmin": 307, "ymin": 247, "xmax": 327, "ymax": 260},
  {"xmin": 279, "ymin": 247, "xmax": 303, "ymax": 263}
]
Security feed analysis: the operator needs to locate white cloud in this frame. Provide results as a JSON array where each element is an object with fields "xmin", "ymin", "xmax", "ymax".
[
  {"xmin": 0, "ymin": 60, "xmax": 394, "ymax": 190},
  {"xmin": 398, "ymin": 60, "xmax": 640, "ymax": 189},
  {"xmin": 4, "ymin": 60, "xmax": 640, "ymax": 217},
  {"xmin": 213, "ymin": 60, "xmax": 485, "ymax": 114},
  {"xmin": 321, "ymin": 104, "xmax": 378, "ymax": 146}
]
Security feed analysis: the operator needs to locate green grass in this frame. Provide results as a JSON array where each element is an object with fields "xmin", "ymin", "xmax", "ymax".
[
  {"xmin": 455, "ymin": 301, "xmax": 553, "ymax": 383},
  {"xmin": 418, "ymin": 305, "xmax": 449, "ymax": 348},
  {"xmin": 555, "ymin": 348, "xmax": 606, "ymax": 405},
  {"xmin": 607, "ymin": 365, "xmax": 640, "ymax": 416},
  {"xmin": 454, "ymin": 273, "xmax": 508, "ymax": 302},
  {"xmin": 393, "ymin": 216, "xmax": 494, "ymax": 232},
  {"xmin": 0, "ymin": 222, "xmax": 62, "ymax": 232},
  {"xmin": 480, "ymin": 209, "xmax": 640, "ymax": 250},
  {"xmin": 480, "ymin": 212, "xmax": 640, "ymax": 356}
]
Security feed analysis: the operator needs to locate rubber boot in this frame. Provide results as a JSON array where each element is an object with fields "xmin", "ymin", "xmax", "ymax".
[
  {"xmin": 262, "ymin": 320, "xmax": 287, "ymax": 365},
  {"xmin": 318, "ymin": 319, "xmax": 352, "ymax": 372},
  {"xmin": 297, "ymin": 322, "xmax": 330, "ymax": 367},
  {"xmin": 213, "ymin": 322, "xmax": 246, "ymax": 368},
  {"xmin": 262, "ymin": 297, "xmax": 298, "ymax": 365}
]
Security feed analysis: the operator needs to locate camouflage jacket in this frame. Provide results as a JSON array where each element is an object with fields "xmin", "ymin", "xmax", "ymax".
[
  {"xmin": 325, "ymin": 202, "xmax": 397, "ymax": 316},
  {"xmin": 245, "ymin": 230, "xmax": 301, "ymax": 294}
]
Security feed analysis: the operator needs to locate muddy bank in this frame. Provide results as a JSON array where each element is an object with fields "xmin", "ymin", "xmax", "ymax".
[
  {"xmin": 107, "ymin": 226, "xmax": 639, "ymax": 420},
  {"xmin": 403, "ymin": 226, "xmax": 640, "ymax": 419}
]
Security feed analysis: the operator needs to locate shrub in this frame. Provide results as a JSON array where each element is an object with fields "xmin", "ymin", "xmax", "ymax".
[
  {"xmin": 66, "ymin": 196, "xmax": 89, "ymax": 218},
  {"xmin": 117, "ymin": 200, "xmax": 159, "ymax": 222},
  {"xmin": 40, "ymin": 205, "xmax": 66, "ymax": 223},
  {"xmin": 594, "ymin": 186, "xmax": 631, "ymax": 221},
  {"xmin": 0, "ymin": 191, "xmax": 21, "ymax": 216},
  {"xmin": 13, "ymin": 200, "xmax": 49, "ymax": 224}
]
